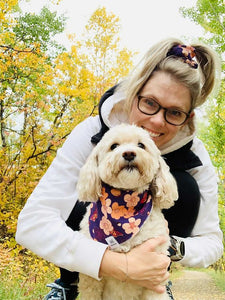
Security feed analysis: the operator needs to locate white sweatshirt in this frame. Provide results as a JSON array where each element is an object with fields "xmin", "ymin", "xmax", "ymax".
[{"xmin": 16, "ymin": 93, "xmax": 223, "ymax": 280}]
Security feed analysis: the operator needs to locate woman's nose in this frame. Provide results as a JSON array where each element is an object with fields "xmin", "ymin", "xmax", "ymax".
[{"xmin": 149, "ymin": 110, "xmax": 166, "ymax": 126}]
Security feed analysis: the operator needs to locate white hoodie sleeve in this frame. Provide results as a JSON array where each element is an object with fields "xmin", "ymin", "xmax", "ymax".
[
  {"xmin": 16, "ymin": 116, "xmax": 108, "ymax": 280},
  {"xmin": 178, "ymin": 137, "xmax": 223, "ymax": 267}
]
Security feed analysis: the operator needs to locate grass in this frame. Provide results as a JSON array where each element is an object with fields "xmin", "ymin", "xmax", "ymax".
[
  {"xmin": 209, "ymin": 270, "xmax": 225, "ymax": 292},
  {"xmin": 204, "ymin": 268, "xmax": 225, "ymax": 293},
  {"xmin": 0, "ymin": 245, "xmax": 59, "ymax": 300},
  {"xmin": 0, "ymin": 265, "xmax": 59, "ymax": 300},
  {"xmin": 0, "ymin": 269, "xmax": 56, "ymax": 300},
  {"xmin": 1, "ymin": 245, "xmax": 225, "ymax": 299},
  {"xmin": 1, "ymin": 266, "xmax": 225, "ymax": 299}
]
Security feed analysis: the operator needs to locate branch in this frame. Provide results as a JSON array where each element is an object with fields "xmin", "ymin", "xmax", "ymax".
[
  {"xmin": 0, "ymin": 45, "xmax": 36, "ymax": 54},
  {"xmin": 208, "ymin": 2, "xmax": 225, "ymax": 32},
  {"xmin": 5, "ymin": 143, "xmax": 55, "ymax": 187},
  {"xmin": 89, "ymin": 104, "xmax": 98, "ymax": 116},
  {"xmin": 0, "ymin": 101, "xmax": 6, "ymax": 148},
  {"xmin": 30, "ymin": 126, "xmax": 37, "ymax": 159},
  {"xmin": 26, "ymin": 144, "xmax": 55, "ymax": 163},
  {"xmin": 53, "ymin": 97, "xmax": 72, "ymax": 127},
  {"xmin": 4, "ymin": 127, "xmax": 23, "ymax": 135}
]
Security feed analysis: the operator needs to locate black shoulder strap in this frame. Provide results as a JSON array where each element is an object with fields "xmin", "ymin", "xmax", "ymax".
[
  {"xmin": 91, "ymin": 85, "xmax": 118, "ymax": 145},
  {"xmin": 162, "ymin": 141, "xmax": 202, "ymax": 170}
]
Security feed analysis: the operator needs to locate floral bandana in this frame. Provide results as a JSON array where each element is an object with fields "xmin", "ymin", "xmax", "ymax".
[
  {"xmin": 89, "ymin": 183, "xmax": 153, "ymax": 248},
  {"xmin": 167, "ymin": 44, "xmax": 198, "ymax": 69}
]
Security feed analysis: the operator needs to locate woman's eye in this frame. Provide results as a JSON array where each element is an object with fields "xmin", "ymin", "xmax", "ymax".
[
  {"xmin": 146, "ymin": 99, "xmax": 155, "ymax": 107},
  {"xmin": 169, "ymin": 109, "xmax": 182, "ymax": 117},
  {"xmin": 143, "ymin": 98, "xmax": 154, "ymax": 107},
  {"xmin": 138, "ymin": 142, "xmax": 145, "ymax": 149},
  {"xmin": 110, "ymin": 143, "xmax": 119, "ymax": 150}
]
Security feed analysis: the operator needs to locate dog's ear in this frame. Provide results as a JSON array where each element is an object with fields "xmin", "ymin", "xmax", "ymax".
[
  {"xmin": 151, "ymin": 157, "xmax": 178, "ymax": 209},
  {"xmin": 76, "ymin": 147, "xmax": 102, "ymax": 202}
]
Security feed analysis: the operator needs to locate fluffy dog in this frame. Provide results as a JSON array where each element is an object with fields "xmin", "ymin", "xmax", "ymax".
[{"xmin": 76, "ymin": 124, "xmax": 178, "ymax": 300}]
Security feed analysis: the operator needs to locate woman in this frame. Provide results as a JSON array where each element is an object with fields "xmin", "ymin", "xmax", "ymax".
[{"xmin": 16, "ymin": 38, "xmax": 223, "ymax": 300}]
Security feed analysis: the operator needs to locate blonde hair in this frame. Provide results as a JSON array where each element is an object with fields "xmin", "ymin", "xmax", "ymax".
[{"xmin": 118, "ymin": 38, "xmax": 221, "ymax": 118}]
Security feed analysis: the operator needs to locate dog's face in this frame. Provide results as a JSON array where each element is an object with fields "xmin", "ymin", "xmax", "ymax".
[
  {"xmin": 77, "ymin": 124, "xmax": 178, "ymax": 208},
  {"xmin": 96, "ymin": 124, "xmax": 161, "ymax": 190}
]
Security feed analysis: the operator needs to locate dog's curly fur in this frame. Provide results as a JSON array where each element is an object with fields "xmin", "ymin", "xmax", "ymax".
[{"xmin": 77, "ymin": 124, "xmax": 178, "ymax": 300}]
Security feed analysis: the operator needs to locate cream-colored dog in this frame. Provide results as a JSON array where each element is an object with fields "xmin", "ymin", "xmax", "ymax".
[{"xmin": 77, "ymin": 124, "xmax": 178, "ymax": 300}]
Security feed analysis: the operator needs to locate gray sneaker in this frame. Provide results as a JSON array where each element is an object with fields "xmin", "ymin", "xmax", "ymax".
[
  {"xmin": 166, "ymin": 281, "xmax": 175, "ymax": 300},
  {"xmin": 43, "ymin": 279, "xmax": 78, "ymax": 300}
]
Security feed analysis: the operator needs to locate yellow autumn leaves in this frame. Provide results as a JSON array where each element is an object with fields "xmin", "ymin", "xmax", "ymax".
[{"xmin": 0, "ymin": 2, "xmax": 136, "ymax": 249}]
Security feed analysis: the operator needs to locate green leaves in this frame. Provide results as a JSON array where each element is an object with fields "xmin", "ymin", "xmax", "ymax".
[
  {"xmin": 180, "ymin": 0, "xmax": 225, "ymax": 52},
  {"xmin": 181, "ymin": 0, "xmax": 225, "ymax": 253},
  {"xmin": 13, "ymin": 7, "xmax": 66, "ymax": 54}
]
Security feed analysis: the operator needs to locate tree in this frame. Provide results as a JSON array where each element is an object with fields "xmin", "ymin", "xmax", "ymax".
[
  {"xmin": 80, "ymin": 7, "xmax": 135, "ymax": 107},
  {"xmin": 13, "ymin": 6, "xmax": 66, "ymax": 55},
  {"xmin": 181, "ymin": 0, "xmax": 225, "ymax": 266},
  {"xmin": 0, "ymin": 4, "xmax": 136, "ymax": 245},
  {"xmin": 181, "ymin": 0, "xmax": 225, "ymax": 53},
  {"xmin": 0, "ymin": 4, "xmax": 66, "ymax": 240},
  {"xmin": 180, "ymin": 0, "xmax": 225, "ymax": 182}
]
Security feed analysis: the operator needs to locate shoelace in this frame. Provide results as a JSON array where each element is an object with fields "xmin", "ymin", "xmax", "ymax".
[
  {"xmin": 166, "ymin": 281, "xmax": 174, "ymax": 300},
  {"xmin": 45, "ymin": 282, "xmax": 68, "ymax": 300}
]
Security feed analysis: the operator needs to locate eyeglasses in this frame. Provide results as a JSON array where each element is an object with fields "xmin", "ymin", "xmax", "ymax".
[{"xmin": 137, "ymin": 95, "xmax": 190, "ymax": 126}]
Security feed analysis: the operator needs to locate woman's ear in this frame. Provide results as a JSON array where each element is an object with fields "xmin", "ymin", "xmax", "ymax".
[
  {"xmin": 189, "ymin": 111, "xmax": 195, "ymax": 119},
  {"xmin": 76, "ymin": 147, "xmax": 102, "ymax": 202},
  {"xmin": 182, "ymin": 111, "xmax": 195, "ymax": 127},
  {"xmin": 181, "ymin": 110, "xmax": 195, "ymax": 133}
]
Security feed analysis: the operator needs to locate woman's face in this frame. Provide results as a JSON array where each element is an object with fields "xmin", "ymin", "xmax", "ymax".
[{"xmin": 129, "ymin": 71, "xmax": 192, "ymax": 149}]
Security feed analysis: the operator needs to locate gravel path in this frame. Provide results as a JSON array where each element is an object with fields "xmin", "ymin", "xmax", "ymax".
[{"xmin": 171, "ymin": 270, "xmax": 225, "ymax": 300}]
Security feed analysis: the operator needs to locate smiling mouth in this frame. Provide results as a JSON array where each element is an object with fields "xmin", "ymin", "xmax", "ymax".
[
  {"xmin": 149, "ymin": 131, "xmax": 161, "ymax": 138},
  {"xmin": 141, "ymin": 126, "xmax": 162, "ymax": 138}
]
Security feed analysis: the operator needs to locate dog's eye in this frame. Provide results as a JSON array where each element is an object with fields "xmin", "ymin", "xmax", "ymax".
[
  {"xmin": 138, "ymin": 142, "xmax": 145, "ymax": 149},
  {"xmin": 110, "ymin": 143, "xmax": 119, "ymax": 150}
]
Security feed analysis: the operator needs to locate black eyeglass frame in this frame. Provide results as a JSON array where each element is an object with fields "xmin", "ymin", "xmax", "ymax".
[{"xmin": 137, "ymin": 95, "xmax": 191, "ymax": 126}]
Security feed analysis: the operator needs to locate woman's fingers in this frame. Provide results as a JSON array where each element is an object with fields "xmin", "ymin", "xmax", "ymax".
[
  {"xmin": 99, "ymin": 236, "xmax": 171, "ymax": 293},
  {"xmin": 141, "ymin": 236, "xmax": 168, "ymax": 252},
  {"xmin": 126, "ymin": 236, "xmax": 171, "ymax": 291}
]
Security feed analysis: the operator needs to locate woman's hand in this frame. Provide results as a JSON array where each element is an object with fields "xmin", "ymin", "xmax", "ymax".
[{"xmin": 99, "ymin": 236, "xmax": 170, "ymax": 293}]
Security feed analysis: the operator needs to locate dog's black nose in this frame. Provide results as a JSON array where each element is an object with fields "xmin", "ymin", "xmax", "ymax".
[{"xmin": 122, "ymin": 151, "xmax": 136, "ymax": 162}]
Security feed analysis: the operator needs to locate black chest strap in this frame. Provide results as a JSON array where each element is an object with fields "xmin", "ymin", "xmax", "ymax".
[{"xmin": 91, "ymin": 85, "xmax": 118, "ymax": 145}]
